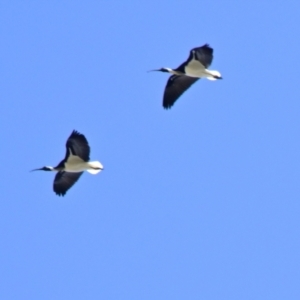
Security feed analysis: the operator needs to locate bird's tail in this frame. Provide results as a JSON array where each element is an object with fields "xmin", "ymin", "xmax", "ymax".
[
  {"xmin": 87, "ymin": 161, "xmax": 104, "ymax": 174},
  {"xmin": 205, "ymin": 70, "xmax": 222, "ymax": 81}
]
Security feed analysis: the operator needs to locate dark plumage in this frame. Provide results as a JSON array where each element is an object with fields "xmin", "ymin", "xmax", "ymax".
[
  {"xmin": 64, "ymin": 130, "xmax": 90, "ymax": 162},
  {"xmin": 163, "ymin": 76, "xmax": 199, "ymax": 109},
  {"xmin": 152, "ymin": 44, "xmax": 221, "ymax": 109},
  {"xmin": 32, "ymin": 130, "xmax": 103, "ymax": 197},
  {"xmin": 54, "ymin": 171, "xmax": 83, "ymax": 196},
  {"xmin": 176, "ymin": 44, "xmax": 213, "ymax": 72}
]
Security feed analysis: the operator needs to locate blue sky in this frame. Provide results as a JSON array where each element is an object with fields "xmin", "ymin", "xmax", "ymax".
[{"xmin": 1, "ymin": 1, "xmax": 300, "ymax": 299}]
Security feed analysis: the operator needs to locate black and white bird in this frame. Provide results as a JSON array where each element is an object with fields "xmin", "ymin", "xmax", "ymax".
[
  {"xmin": 32, "ymin": 130, "xmax": 103, "ymax": 196},
  {"xmin": 151, "ymin": 44, "xmax": 222, "ymax": 109}
]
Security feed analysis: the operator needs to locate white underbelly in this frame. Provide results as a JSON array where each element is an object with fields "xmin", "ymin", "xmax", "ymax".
[
  {"xmin": 65, "ymin": 155, "xmax": 88, "ymax": 172},
  {"xmin": 65, "ymin": 162, "xmax": 88, "ymax": 172},
  {"xmin": 185, "ymin": 60, "xmax": 205, "ymax": 78}
]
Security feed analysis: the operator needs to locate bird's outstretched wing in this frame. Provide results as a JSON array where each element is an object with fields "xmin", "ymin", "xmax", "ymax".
[
  {"xmin": 175, "ymin": 44, "xmax": 213, "ymax": 73},
  {"xmin": 53, "ymin": 171, "xmax": 83, "ymax": 196},
  {"xmin": 65, "ymin": 130, "xmax": 90, "ymax": 162},
  {"xmin": 163, "ymin": 75, "xmax": 199, "ymax": 109},
  {"xmin": 192, "ymin": 44, "xmax": 213, "ymax": 68}
]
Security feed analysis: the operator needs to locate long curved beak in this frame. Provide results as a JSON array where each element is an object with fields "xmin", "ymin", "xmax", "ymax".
[
  {"xmin": 30, "ymin": 167, "xmax": 44, "ymax": 172},
  {"xmin": 147, "ymin": 69, "xmax": 161, "ymax": 73},
  {"xmin": 30, "ymin": 165, "xmax": 54, "ymax": 172}
]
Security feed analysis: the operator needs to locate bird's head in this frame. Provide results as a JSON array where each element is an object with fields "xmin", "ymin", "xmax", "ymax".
[{"xmin": 31, "ymin": 166, "xmax": 54, "ymax": 172}]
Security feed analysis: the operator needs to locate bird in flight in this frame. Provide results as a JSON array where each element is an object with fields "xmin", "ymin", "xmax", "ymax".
[
  {"xmin": 151, "ymin": 44, "xmax": 222, "ymax": 109},
  {"xmin": 32, "ymin": 130, "xmax": 103, "ymax": 196}
]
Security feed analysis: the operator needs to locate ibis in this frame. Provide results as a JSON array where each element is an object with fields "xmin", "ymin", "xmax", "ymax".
[
  {"xmin": 32, "ymin": 130, "xmax": 103, "ymax": 196},
  {"xmin": 151, "ymin": 44, "xmax": 222, "ymax": 109}
]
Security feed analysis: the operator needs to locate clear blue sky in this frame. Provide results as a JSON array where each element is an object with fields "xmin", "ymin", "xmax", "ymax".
[{"xmin": 1, "ymin": 1, "xmax": 300, "ymax": 299}]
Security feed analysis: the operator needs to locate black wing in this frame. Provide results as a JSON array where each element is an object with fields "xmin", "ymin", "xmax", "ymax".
[
  {"xmin": 53, "ymin": 171, "xmax": 83, "ymax": 196},
  {"xmin": 65, "ymin": 130, "xmax": 90, "ymax": 162},
  {"xmin": 163, "ymin": 75, "xmax": 199, "ymax": 109},
  {"xmin": 175, "ymin": 44, "xmax": 213, "ymax": 72},
  {"xmin": 192, "ymin": 44, "xmax": 213, "ymax": 68}
]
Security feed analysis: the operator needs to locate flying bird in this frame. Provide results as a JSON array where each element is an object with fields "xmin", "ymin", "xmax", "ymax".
[
  {"xmin": 32, "ymin": 130, "xmax": 103, "ymax": 196},
  {"xmin": 151, "ymin": 44, "xmax": 222, "ymax": 109}
]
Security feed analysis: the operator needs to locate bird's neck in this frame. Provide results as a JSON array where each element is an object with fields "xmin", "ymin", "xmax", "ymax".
[{"xmin": 163, "ymin": 68, "xmax": 183, "ymax": 75}]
